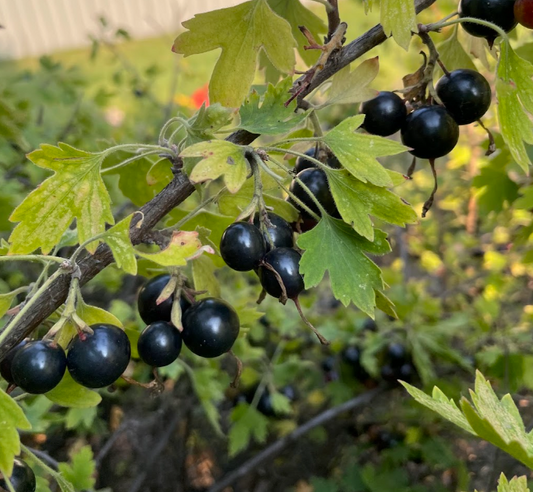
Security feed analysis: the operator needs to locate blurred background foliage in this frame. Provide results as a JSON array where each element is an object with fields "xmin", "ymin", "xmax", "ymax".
[{"xmin": 2, "ymin": 0, "xmax": 533, "ymax": 491}]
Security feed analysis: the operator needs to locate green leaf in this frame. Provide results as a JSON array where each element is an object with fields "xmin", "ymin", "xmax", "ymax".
[
  {"xmin": 496, "ymin": 474, "xmax": 530, "ymax": 492},
  {"xmin": 98, "ymin": 215, "xmax": 137, "ymax": 275},
  {"xmin": 23, "ymin": 445, "xmax": 75, "ymax": 492},
  {"xmin": 45, "ymin": 372, "xmax": 102, "ymax": 408},
  {"xmin": 267, "ymin": 0, "xmax": 326, "ymax": 65},
  {"xmin": 65, "ymin": 407, "xmax": 97, "ymax": 430},
  {"xmin": 497, "ymin": 40, "xmax": 533, "ymax": 171},
  {"xmin": 437, "ymin": 27, "xmax": 476, "ymax": 73},
  {"xmin": 380, "ymin": 0, "xmax": 417, "ymax": 51},
  {"xmin": 9, "ymin": 143, "xmax": 113, "ymax": 255},
  {"xmin": 77, "ymin": 298, "xmax": 123, "ymax": 327},
  {"xmin": 228, "ymin": 403, "xmax": 269, "ymax": 456},
  {"xmin": 0, "ymin": 389, "xmax": 31, "ymax": 477},
  {"xmin": 326, "ymin": 169, "xmax": 418, "ymax": 241},
  {"xmin": 401, "ymin": 382, "xmax": 474, "ymax": 434},
  {"xmin": 0, "ymin": 291, "xmax": 17, "ymax": 318},
  {"xmin": 185, "ymin": 104, "xmax": 234, "ymax": 146},
  {"xmin": 0, "ymin": 96, "xmax": 28, "ymax": 150},
  {"xmin": 322, "ymin": 115, "xmax": 407, "ymax": 187},
  {"xmin": 317, "ymin": 57, "xmax": 379, "ymax": 109},
  {"xmin": 239, "ymin": 77, "xmax": 309, "ymax": 135},
  {"xmin": 57, "ymin": 446, "xmax": 96, "ymax": 491},
  {"xmin": 136, "ymin": 230, "xmax": 214, "ymax": 267},
  {"xmin": 192, "ymin": 255, "xmax": 221, "ymax": 298},
  {"xmin": 180, "ymin": 140, "xmax": 250, "ymax": 193},
  {"xmin": 297, "ymin": 218, "xmax": 390, "ymax": 315},
  {"xmin": 173, "ymin": 0, "xmax": 296, "ymax": 107}
]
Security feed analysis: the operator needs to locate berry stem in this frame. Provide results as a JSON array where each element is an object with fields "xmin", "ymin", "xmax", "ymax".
[
  {"xmin": 100, "ymin": 149, "xmax": 164, "ymax": 174},
  {"xmin": 158, "ymin": 116, "xmax": 184, "ymax": 146},
  {"xmin": 0, "ymin": 255, "xmax": 65, "ymax": 265},
  {"xmin": 164, "ymin": 191, "xmax": 222, "ymax": 232},
  {"xmin": 293, "ymin": 297, "xmax": 329, "ymax": 345},
  {"xmin": 430, "ymin": 17, "xmax": 509, "ymax": 42},
  {"xmin": 477, "ymin": 119, "xmax": 497, "ymax": 156},
  {"xmin": 228, "ymin": 350, "xmax": 243, "ymax": 388},
  {"xmin": 236, "ymin": 151, "xmax": 268, "ymax": 222},
  {"xmin": 422, "ymin": 158, "xmax": 438, "ymax": 218}
]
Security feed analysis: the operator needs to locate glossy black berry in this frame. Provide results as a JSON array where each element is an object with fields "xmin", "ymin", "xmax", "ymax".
[
  {"xmin": 258, "ymin": 248, "xmax": 304, "ymax": 299},
  {"xmin": 11, "ymin": 340, "xmax": 66, "ymax": 394},
  {"xmin": 342, "ymin": 346, "xmax": 371, "ymax": 382},
  {"xmin": 0, "ymin": 339, "xmax": 29, "ymax": 384},
  {"xmin": 294, "ymin": 147, "xmax": 342, "ymax": 174},
  {"xmin": 253, "ymin": 212, "xmax": 294, "ymax": 251},
  {"xmin": 362, "ymin": 318, "xmax": 378, "ymax": 332},
  {"xmin": 182, "ymin": 298, "xmax": 240, "ymax": 358},
  {"xmin": 0, "ymin": 459, "xmax": 36, "ymax": 492},
  {"xmin": 436, "ymin": 69, "xmax": 492, "ymax": 124},
  {"xmin": 459, "ymin": 0, "xmax": 517, "ymax": 41},
  {"xmin": 401, "ymin": 106, "xmax": 459, "ymax": 159},
  {"xmin": 289, "ymin": 168, "xmax": 340, "ymax": 218},
  {"xmin": 386, "ymin": 343, "xmax": 409, "ymax": 367},
  {"xmin": 67, "ymin": 324, "xmax": 131, "ymax": 388},
  {"xmin": 137, "ymin": 274, "xmax": 190, "ymax": 325},
  {"xmin": 361, "ymin": 91, "xmax": 407, "ymax": 136},
  {"xmin": 220, "ymin": 222, "xmax": 266, "ymax": 271},
  {"xmin": 137, "ymin": 321, "xmax": 182, "ymax": 367}
]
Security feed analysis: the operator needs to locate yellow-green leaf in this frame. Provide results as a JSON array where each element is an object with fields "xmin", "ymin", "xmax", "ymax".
[
  {"xmin": 496, "ymin": 474, "xmax": 530, "ymax": 492},
  {"xmin": 9, "ymin": 143, "xmax": 113, "ymax": 255},
  {"xmin": 380, "ymin": 0, "xmax": 418, "ymax": 51},
  {"xmin": 45, "ymin": 372, "xmax": 102, "ymax": 408},
  {"xmin": 0, "ymin": 291, "xmax": 17, "ymax": 318},
  {"xmin": 172, "ymin": 0, "xmax": 296, "ymax": 107},
  {"xmin": 180, "ymin": 140, "xmax": 250, "ymax": 193},
  {"xmin": 136, "ymin": 230, "xmax": 214, "ymax": 267},
  {"xmin": 317, "ymin": 57, "xmax": 379, "ymax": 109},
  {"xmin": 322, "ymin": 115, "xmax": 407, "ymax": 187},
  {"xmin": 0, "ymin": 389, "xmax": 31, "ymax": 477},
  {"xmin": 192, "ymin": 255, "xmax": 221, "ymax": 298},
  {"xmin": 98, "ymin": 215, "xmax": 137, "ymax": 275},
  {"xmin": 437, "ymin": 26, "xmax": 476, "ymax": 74}
]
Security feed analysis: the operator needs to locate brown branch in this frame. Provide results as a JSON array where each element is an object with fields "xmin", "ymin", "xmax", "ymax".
[
  {"xmin": 326, "ymin": 0, "xmax": 341, "ymax": 40},
  {"xmin": 208, "ymin": 388, "xmax": 383, "ymax": 492},
  {"xmin": 296, "ymin": 0, "xmax": 438, "ymax": 105},
  {"xmin": 0, "ymin": 0, "xmax": 438, "ymax": 360}
]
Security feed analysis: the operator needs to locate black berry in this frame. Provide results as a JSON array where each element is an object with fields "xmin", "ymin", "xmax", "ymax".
[
  {"xmin": 253, "ymin": 212, "xmax": 294, "ymax": 251},
  {"xmin": 289, "ymin": 168, "xmax": 340, "ymax": 218},
  {"xmin": 342, "ymin": 346, "xmax": 371, "ymax": 382},
  {"xmin": 67, "ymin": 324, "xmax": 131, "ymax": 388},
  {"xmin": 459, "ymin": 0, "xmax": 517, "ymax": 41},
  {"xmin": 436, "ymin": 69, "xmax": 492, "ymax": 124},
  {"xmin": 401, "ymin": 106, "xmax": 459, "ymax": 159},
  {"xmin": 137, "ymin": 321, "xmax": 182, "ymax": 367},
  {"xmin": 220, "ymin": 222, "xmax": 266, "ymax": 271},
  {"xmin": 182, "ymin": 298, "xmax": 240, "ymax": 358},
  {"xmin": 294, "ymin": 147, "xmax": 342, "ymax": 174},
  {"xmin": 0, "ymin": 459, "xmax": 36, "ymax": 492},
  {"xmin": 361, "ymin": 91, "xmax": 407, "ymax": 136},
  {"xmin": 362, "ymin": 318, "xmax": 378, "ymax": 332},
  {"xmin": 258, "ymin": 248, "xmax": 304, "ymax": 299},
  {"xmin": 137, "ymin": 274, "xmax": 190, "ymax": 325},
  {"xmin": 0, "ymin": 339, "xmax": 29, "ymax": 384},
  {"xmin": 11, "ymin": 340, "xmax": 66, "ymax": 394},
  {"xmin": 387, "ymin": 343, "xmax": 409, "ymax": 367}
]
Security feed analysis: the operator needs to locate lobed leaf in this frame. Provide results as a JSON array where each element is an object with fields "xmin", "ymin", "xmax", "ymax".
[
  {"xmin": 229, "ymin": 403, "xmax": 269, "ymax": 456},
  {"xmin": 172, "ymin": 0, "xmax": 296, "ymax": 107},
  {"xmin": 380, "ymin": 0, "xmax": 418, "ymax": 51}
]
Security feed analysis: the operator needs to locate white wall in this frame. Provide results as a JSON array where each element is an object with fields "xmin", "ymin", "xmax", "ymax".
[{"xmin": 0, "ymin": 0, "xmax": 243, "ymax": 59}]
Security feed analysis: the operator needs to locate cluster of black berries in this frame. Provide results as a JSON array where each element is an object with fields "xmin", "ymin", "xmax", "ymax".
[
  {"xmin": 234, "ymin": 384, "xmax": 297, "ymax": 418},
  {"xmin": 220, "ymin": 212, "xmax": 306, "ymax": 302},
  {"xmin": 1, "ymin": 324, "xmax": 131, "ymax": 394},
  {"xmin": 360, "ymin": 68, "xmax": 491, "ymax": 161},
  {"xmin": 137, "ymin": 274, "xmax": 240, "ymax": 362},
  {"xmin": 0, "ymin": 459, "xmax": 35, "ymax": 492},
  {"xmin": 322, "ymin": 338, "xmax": 416, "ymax": 387}
]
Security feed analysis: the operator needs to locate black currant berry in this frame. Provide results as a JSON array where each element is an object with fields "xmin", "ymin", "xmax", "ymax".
[
  {"xmin": 436, "ymin": 69, "xmax": 492, "ymax": 124},
  {"xmin": 289, "ymin": 168, "xmax": 340, "ymax": 218},
  {"xmin": 11, "ymin": 340, "xmax": 66, "ymax": 394},
  {"xmin": 361, "ymin": 91, "xmax": 407, "ymax": 136},
  {"xmin": 258, "ymin": 248, "xmax": 304, "ymax": 299},
  {"xmin": 67, "ymin": 324, "xmax": 131, "ymax": 388},
  {"xmin": 294, "ymin": 147, "xmax": 342, "ymax": 174},
  {"xmin": 387, "ymin": 343, "xmax": 409, "ymax": 367},
  {"xmin": 459, "ymin": 0, "xmax": 517, "ymax": 41},
  {"xmin": 137, "ymin": 321, "xmax": 182, "ymax": 367},
  {"xmin": 0, "ymin": 339, "xmax": 29, "ymax": 384},
  {"xmin": 137, "ymin": 274, "xmax": 190, "ymax": 325},
  {"xmin": 362, "ymin": 318, "xmax": 378, "ymax": 332},
  {"xmin": 220, "ymin": 222, "xmax": 266, "ymax": 271},
  {"xmin": 182, "ymin": 298, "xmax": 240, "ymax": 358},
  {"xmin": 342, "ymin": 346, "xmax": 371, "ymax": 382},
  {"xmin": 0, "ymin": 459, "xmax": 36, "ymax": 492},
  {"xmin": 253, "ymin": 212, "xmax": 294, "ymax": 251},
  {"xmin": 401, "ymin": 106, "xmax": 459, "ymax": 159}
]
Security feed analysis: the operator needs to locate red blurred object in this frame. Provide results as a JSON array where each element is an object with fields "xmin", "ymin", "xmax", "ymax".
[{"xmin": 191, "ymin": 83, "xmax": 209, "ymax": 109}]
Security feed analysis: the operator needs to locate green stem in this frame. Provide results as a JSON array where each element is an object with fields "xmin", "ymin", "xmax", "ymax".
[
  {"xmin": 28, "ymin": 245, "xmax": 62, "ymax": 297},
  {"xmin": 69, "ymin": 232, "xmax": 111, "ymax": 263},
  {"xmin": 158, "ymin": 116, "xmax": 182, "ymax": 146},
  {"xmin": 100, "ymin": 150, "xmax": 162, "ymax": 174},
  {"xmin": 309, "ymin": 110, "xmax": 324, "ymax": 138},
  {"xmin": 0, "ymin": 255, "xmax": 64, "ymax": 265},
  {"xmin": 21, "ymin": 444, "xmax": 65, "ymax": 489},
  {"xmin": 263, "ymin": 146, "xmax": 330, "ymax": 173},
  {"xmin": 167, "ymin": 124, "xmax": 185, "ymax": 147},
  {"xmin": 250, "ymin": 341, "xmax": 286, "ymax": 410},
  {"xmin": 433, "ymin": 17, "xmax": 509, "ymax": 42},
  {"xmin": 163, "ymin": 190, "xmax": 224, "ymax": 232},
  {"xmin": 237, "ymin": 152, "xmax": 267, "ymax": 222},
  {"xmin": 0, "ymin": 267, "xmax": 68, "ymax": 348},
  {"xmin": 102, "ymin": 143, "xmax": 173, "ymax": 158}
]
